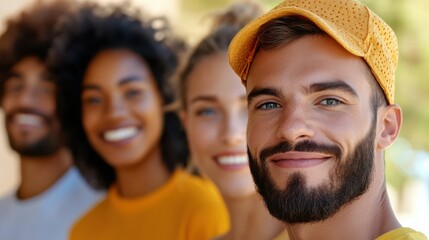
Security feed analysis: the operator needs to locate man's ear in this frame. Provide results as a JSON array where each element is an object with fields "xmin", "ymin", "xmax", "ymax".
[{"xmin": 376, "ymin": 104, "xmax": 402, "ymax": 149}]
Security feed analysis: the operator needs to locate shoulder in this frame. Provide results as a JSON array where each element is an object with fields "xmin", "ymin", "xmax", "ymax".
[
  {"xmin": 69, "ymin": 196, "xmax": 109, "ymax": 238},
  {"xmin": 0, "ymin": 192, "xmax": 15, "ymax": 205},
  {"xmin": 171, "ymin": 170, "xmax": 230, "ymax": 237},
  {"xmin": 0, "ymin": 192, "xmax": 17, "ymax": 216},
  {"xmin": 376, "ymin": 227, "xmax": 428, "ymax": 240},
  {"xmin": 49, "ymin": 167, "xmax": 104, "ymax": 218},
  {"xmin": 172, "ymin": 169, "xmax": 224, "ymax": 205},
  {"xmin": 74, "ymin": 196, "xmax": 109, "ymax": 222},
  {"xmin": 65, "ymin": 168, "xmax": 104, "ymax": 201},
  {"xmin": 272, "ymin": 230, "xmax": 290, "ymax": 240}
]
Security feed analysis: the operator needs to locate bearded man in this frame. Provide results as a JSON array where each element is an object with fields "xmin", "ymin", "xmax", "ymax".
[{"xmin": 228, "ymin": 0, "xmax": 428, "ymax": 239}]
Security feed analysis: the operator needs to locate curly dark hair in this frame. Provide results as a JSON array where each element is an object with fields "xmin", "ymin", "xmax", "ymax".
[
  {"xmin": 0, "ymin": 0, "xmax": 74, "ymax": 99},
  {"xmin": 48, "ymin": 2, "xmax": 188, "ymax": 189}
]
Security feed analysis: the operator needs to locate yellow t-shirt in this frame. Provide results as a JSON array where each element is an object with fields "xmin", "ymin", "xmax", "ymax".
[
  {"xmin": 376, "ymin": 227, "xmax": 428, "ymax": 240},
  {"xmin": 272, "ymin": 229, "xmax": 289, "ymax": 240},
  {"xmin": 70, "ymin": 169, "xmax": 230, "ymax": 240}
]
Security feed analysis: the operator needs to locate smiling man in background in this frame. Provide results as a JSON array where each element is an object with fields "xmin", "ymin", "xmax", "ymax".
[
  {"xmin": 0, "ymin": 1, "xmax": 102, "ymax": 240},
  {"xmin": 228, "ymin": 0, "xmax": 428, "ymax": 239}
]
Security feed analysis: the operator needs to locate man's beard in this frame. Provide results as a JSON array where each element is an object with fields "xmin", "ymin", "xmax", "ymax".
[
  {"xmin": 248, "ymin": 115, "xmax": 376, "ymax": 224},
  {"xmin": 5, "ymin": 108, "xmax": 62, "ymax": 157}
]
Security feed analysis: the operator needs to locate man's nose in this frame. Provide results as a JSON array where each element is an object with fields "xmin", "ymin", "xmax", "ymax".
[{"xmin": 275, "ymin": 105, "xmax": 315, "ymax": 143}]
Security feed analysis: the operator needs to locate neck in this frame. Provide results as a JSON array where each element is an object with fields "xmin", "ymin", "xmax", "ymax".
[
  {"xmin": 221, "ymin": 193, "xmax": 285, "ymax": 240},
  {"xmin": 18, "ymin": 147, "xmax": 72, "ymax": 199},
  {"xmin": 286, "ymin": 167, "xmax": 400, "ymax": 240},
  {"xmin": 115, "ymin": 146, "xmax": 170, "ymax": 198}
]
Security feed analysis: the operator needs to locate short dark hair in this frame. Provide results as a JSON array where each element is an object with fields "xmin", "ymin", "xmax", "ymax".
[
  {"xmin": 48, "ymin": 3, "xmax": 188, "ymax": 189},
  {"xmin": 0, "ymin": 0, "xmax": 73, "ymax": 99},
  {"xmin": 255, "ymin": 16, "xmax": 387, "ymax": 109}
]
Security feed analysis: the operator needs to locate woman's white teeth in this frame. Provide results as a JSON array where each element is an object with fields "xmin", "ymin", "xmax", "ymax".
[
  {"xmin": 218, "ymin": 155, "xmax": 248, "ymax": 165},
  {"xmin": 15, "ymin": 114, "xmax": 43, "ymax": 126},
  {"xmin": 104, "ymin": 127, "xmax": 138, "ymax": 142}
]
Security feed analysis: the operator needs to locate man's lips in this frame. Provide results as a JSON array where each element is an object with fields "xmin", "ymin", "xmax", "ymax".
[
  {"xmin": 268, "ymin": 151, "xmax": 331, "ymax": 168},
  {"xmin": 10, "ymin": 113, "xmax": 45, "ymax": 128}
]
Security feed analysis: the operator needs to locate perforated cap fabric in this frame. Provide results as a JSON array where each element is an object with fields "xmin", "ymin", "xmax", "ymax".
[{"xmin": 228, "ymin": 0, "xmax": 398, "ymax": 104}]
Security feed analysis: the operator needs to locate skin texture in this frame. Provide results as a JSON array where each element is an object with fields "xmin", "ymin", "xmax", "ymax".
[
  {"xmin": 81, "ymin": 49, "xmax": 169, "ymax": 198},
  {"xmin": 182, "ymin": 52, "xmax": 285, "ymax": 240},
  {"xmin": 1, "ymin": 57, "xmax": 71, "ymax": 199},
  {"xmin": 246, "ymin": 35, "xmax": 402, "ymax": 239}
]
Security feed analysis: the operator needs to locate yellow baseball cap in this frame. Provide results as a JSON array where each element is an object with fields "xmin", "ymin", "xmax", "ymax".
[{"xmin": 228, "ymin": 0, "xmax": 398, "ymax": 104}]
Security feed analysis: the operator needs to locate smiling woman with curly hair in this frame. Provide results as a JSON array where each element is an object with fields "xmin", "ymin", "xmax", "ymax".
[{"xmin": 49, "ymin": 2, "xmax": 229, "ymax": 239}]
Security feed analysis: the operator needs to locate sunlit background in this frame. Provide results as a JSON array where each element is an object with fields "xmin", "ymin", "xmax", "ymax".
[{"xmin": 0, "ymin": 0, "xmax": 428, "ymax": 235}]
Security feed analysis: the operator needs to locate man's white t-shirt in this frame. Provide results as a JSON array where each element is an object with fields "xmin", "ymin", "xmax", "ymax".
[{"xmin": 0, "ymin": 167, "xmax": 103, "ymax": 240}]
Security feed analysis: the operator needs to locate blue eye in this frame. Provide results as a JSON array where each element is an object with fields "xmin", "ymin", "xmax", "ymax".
[
  {"xmin": 319, "ymin": 98, "xmax": 342, "ymax": 106},
  {"xmin": 196, "ymin": 108, "xmax": 217, "ymax": 116},
  {"xmin": 257, "ymin": 102, "xmax": 281, "ymax": 110}
]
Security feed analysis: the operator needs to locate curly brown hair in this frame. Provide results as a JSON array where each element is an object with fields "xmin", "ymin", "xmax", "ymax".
[{"xmin": 0, "ymin": 0, "xmax": 75, "ymax": 98}]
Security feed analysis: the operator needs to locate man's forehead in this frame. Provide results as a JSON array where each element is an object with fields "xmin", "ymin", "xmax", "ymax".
[
  {"xmin": 12, "ymin": 56, "xmax": 46, "ymax": 70},
  {"xmin": 8, "ymin": 57, "xmax": 51, "ymax": 80},
  {"xmin": 246, "ymin": 36, "xmax": 371, "ymax": 92}
]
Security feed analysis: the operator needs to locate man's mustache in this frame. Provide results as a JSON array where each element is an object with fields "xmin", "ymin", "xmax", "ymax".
[
  {"xmin": 259, "ymin": 140, "xmax": 342, "ymax": 162},
  {"xmin": 5, "ymin": 108, "xmax": 54, "ymax": 125}
]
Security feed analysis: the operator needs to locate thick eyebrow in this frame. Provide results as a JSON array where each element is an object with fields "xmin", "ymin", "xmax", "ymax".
[
  {"xmin": 82, "ymin": 75, "xmax": 143, "ymax": 91},
  {"xmin": 247, "ymin": 87, "xmax": 282, "ymax": 105},
  {"xmin": 308, "ymin": 80, "xmax": 358, "ymax": 97}
]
